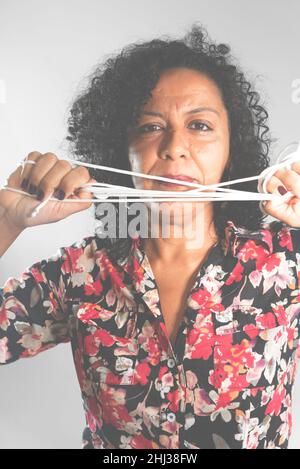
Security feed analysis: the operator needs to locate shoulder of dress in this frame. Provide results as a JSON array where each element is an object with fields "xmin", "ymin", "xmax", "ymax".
[
  {"xmin": 265, "ymin": 220, "xmax": 300, "ymax": 256},
  {"xmin": 61, "ymin": 235, "xmax": 107, "ymax": 260}
]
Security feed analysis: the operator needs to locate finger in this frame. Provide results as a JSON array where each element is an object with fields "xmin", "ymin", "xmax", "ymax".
[
  {"xmin": 36, "ymin": 159, "xmax": 74, "ymax": 201},
  {"xmin": 25, "ymin": 152, "xmax": 59, "ymax": 196},
  {"xmin": 19, "ymin": 151, "xmax": 43, "ymax": 188},
  {"xmin": 272, "ymin": 167, "xmax": 300, "ymax": 198},
  {"xmin": 263, "ymin": 195, "xmax": 300, "ymax": 226},
  {"xmin": 74, "ymin": 178, "xmax": 97, "ymax": 199},
  {"xmin": 265, "ymin": 173, "xmax": 288, "ymax": 195},
  {"xmin": 57, "ymin": 166, "xmax": 92, "ymax": 200},
  {"xmin": 289, "ymin": 161, "xmax": 300, "ymax": 174},
  {"xmin": 39, "ymin": 164, "xmax": 91, "ymax": 202},
  {"xmin": 59, "ymin": 178, "xmax": 97, "ymax": 216},
  {"xmin": 263, "ymin": 171, "xmax": 296, "ymax": 220}
]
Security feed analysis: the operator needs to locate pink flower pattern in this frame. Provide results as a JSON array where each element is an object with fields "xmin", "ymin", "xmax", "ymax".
[{"xmin": 1, "ymin": 220, "xmax": 300, "ymax": 449}]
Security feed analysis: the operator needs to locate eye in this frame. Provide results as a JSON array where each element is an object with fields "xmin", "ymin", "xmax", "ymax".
[
  {"xmin": 188, "ymin": 121, "xmax": 212, "ymax": 131},
  {"xmin": 138, "ymin": 124, "xmax": 162, "ymax": 133},
  {"xmin": 137, "ymin": 121, "xmax": 212, "ymax": 133}
]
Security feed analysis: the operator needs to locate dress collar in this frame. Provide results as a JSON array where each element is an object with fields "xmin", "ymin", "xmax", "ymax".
[
  {"xmin": 118, "ymin": 219, "xmax": 274, "ymax": 270},
  {"xmin": 223, "ymin": 219, "xmax": 274, "ymax": 257},
  {"xmin": 98, "ymin": 220, "xmax": 276, "ymax": 315}
]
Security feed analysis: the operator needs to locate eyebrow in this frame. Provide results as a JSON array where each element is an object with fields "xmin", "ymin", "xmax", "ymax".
[{"xmin": 140, "ymin": 107, "xmax": 220, "ymax": 117}]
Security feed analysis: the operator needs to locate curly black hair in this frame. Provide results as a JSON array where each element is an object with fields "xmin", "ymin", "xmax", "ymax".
[{"xmin": 66, "ymin": 22, "xmax": 272, "ymax": 264}]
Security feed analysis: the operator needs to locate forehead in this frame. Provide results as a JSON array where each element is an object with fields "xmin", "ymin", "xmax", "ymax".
[{"xmin": 147, "ymin": 68, "xmax": 223, "ymax": 105}]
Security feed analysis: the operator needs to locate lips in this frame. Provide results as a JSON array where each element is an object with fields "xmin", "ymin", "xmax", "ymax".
[
  {"xmin": 155, "ymin": 173, "xmax": 199, "ymax": 189},
  {"xmin": 159, "ymin": 174, "xmax": 198, "ymax": 182}
]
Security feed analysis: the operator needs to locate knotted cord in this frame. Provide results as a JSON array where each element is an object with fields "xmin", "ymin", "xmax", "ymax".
[{"xmin": 1, "ymin": 141, "xmax": 300, "ymax": 218}]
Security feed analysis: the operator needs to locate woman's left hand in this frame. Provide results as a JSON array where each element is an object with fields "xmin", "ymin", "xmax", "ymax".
[{"xmin": 262, "ymin": 162, "xmax": 300, "ymax": 227}]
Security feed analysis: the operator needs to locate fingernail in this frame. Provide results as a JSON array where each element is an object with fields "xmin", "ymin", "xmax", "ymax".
[
  {"xmin": 21, "ymin": 178, "xmax": 29, "ymax": 190},
  {"xmin": 278, "ymin": 186, "xmax": 287, "ymax": 195},
  {"xmin": 56, "ymin": 189, "xmax": 65, "ymax": 200},
  {"xmin": 36, "ymin": 189, "xmax": 44, "ymax": 201},
  {"xmin": 28, "ymin": 183, "xmax": 37, "ymax": 195}
]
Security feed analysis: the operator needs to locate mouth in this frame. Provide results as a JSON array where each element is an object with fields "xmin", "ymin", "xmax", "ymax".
[{"xmin": 155, "ymin": 174, "xmax": 199, "ymax": 190}]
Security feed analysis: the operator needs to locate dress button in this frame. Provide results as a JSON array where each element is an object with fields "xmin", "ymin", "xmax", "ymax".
[
  {"xmin": 167, "ymin": 412, "xmax": 176, "ymax": 422},
  {"xmin": 167, "ymin": 358, "xmax": 176, "ymax": 368},
  {"xmin": 161, "ymin": 412, "xmax": 167, "ymax": 421}
]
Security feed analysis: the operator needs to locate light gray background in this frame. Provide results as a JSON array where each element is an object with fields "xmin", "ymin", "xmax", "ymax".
[{"xmin": 0, "ymin": 0, "xmax": 300, "ymax": 449}]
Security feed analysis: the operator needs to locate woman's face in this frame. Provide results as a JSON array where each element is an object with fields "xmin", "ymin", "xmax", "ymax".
[{"xmin": 127, "ymin": 67, "xmax": 231, "ymax": 194}]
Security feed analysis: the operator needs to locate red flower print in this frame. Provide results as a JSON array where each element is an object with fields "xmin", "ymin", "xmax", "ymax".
[
  {"xmin": 158, "ymin": 366, "xmax": 169, "ymax": 381},
  {"xmin": 134, "ymin": 362, "xmax": 151, "ymax": 385},
  {"xmin": 84, "ymin": 328, "xmax": 116, "ymax": 356},
  {"xmin": 131, "ymin": 434, "xmax": 159, "ymax": 449},
  {"xmin": 256, "ymin": 312, "xmax": 277, "ymax": 329},
  {"xmin": 190, "ymin": 289, "xmax": 211, "ymax": 308},
  {"xmin": 126, "ymin": 257, "xmax": 145, "ymax": 287},
  {"xmin": 278, "ymin": 227, "xmax": 293, "ymax": 252},
  {"xmin": 271, "ymin": 304, "xmax": 288, "ymax": 326},
  {"xmin": 30, "ymin": 267, "xmax": 45, "ymax": 283},
  {"xmin": 211, "ymin": 340, "xmax": 255, "ymax": 390},
  {"xmin": 77, "ymin": 303, "xmax": 104, "ymax": 325},
  {"xmin": 64, "ymin": 246, "xmax": 84, "ymax": 273},
  {"xmin": 265, "ymin": 386, "xmax": 286, "ymax": 416},
  {"xmin": 261, "ymin": 229, "xmax": 273, "ymax": 252},
  {"xmin": 259, "ymin": 254, "xmax": 281, "ymax": 273},
  {"xmin": 85, "ymin": 396, "xmax": 103, "ymax": 432},
  {"xmin": 100, "ymin": 385, "xmax": 133, "ymax": 429},
  {"xmin": 167, "ymin": 388, "xmax": 180, "ymax": 413},
  {"xmin": 84, "ymin": 277, "xmax": 103, "ymax": 296},
  {"xmin": 225, "ymin": 261, "xmax": 244, "ymax": 285},
  {"xmin": 238, "ymin": 240, "xmax": 267, "ymax": 264},
  {"xmin": 187, "ymin": 326, "xmax": 215, "ymax": 360}
]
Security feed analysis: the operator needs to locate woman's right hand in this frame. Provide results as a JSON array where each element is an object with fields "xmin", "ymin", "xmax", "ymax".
[{"xmin": 0, "ymin": 151, "xmax": 97, "ymax": 230}]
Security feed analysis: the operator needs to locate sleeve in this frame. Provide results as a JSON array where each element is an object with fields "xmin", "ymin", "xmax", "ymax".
[
  {"xmin": 271, "ymin": 221, "xmax": 300, "ymax": 304},
  {"xmin": 0, "ymin": 237, "xmax": 93, "ymax": 365},
  {"xmin": 289, "ymin": 227, "xmax": 300, "ymax": 303}
]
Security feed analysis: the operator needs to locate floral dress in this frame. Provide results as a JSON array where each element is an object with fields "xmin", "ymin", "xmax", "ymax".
[{"xmin": 1, "ymin": 219, "xmax": 300, "ymax": 449}]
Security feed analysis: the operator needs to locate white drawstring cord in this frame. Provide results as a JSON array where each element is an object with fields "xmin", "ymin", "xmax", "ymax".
[{"xmin": 1, "ymin": 141, "xmax": 300, "ymax": 218}]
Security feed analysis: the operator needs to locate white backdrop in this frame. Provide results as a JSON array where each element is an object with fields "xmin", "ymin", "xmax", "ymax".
[{"xmin": 0, "ymin": 0, "xmax": 300, "ymax": 448}]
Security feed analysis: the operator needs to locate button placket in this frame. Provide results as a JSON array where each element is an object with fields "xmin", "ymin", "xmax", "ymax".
[{"xmin": 177, "ymin": 364, "xmax": 187, "ymax": 413}]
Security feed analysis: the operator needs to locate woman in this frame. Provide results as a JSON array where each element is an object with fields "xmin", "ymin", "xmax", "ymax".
[{"xmin": 1, "ymin": 24, "xmax": 300, "ymax": 449}]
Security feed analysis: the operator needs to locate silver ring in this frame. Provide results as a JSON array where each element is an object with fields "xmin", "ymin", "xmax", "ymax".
[
  {"xmin": 19, "ymin": 159, "xmax": 36, "ymax": 168},
  {"xmin": 19, "ymin": 158, "xmax": 36, "ymax": 180}
]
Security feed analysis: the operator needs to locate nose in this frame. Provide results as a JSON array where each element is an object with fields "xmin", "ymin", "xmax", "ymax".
[{"xmin": 158, "ymin": 129, "xmax": 190, "ymax": 160}]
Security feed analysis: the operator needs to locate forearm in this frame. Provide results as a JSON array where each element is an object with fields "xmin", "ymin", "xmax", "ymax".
[{"xmin": 0, "ymin": 214, "xmax": 24, "ymax": 258}]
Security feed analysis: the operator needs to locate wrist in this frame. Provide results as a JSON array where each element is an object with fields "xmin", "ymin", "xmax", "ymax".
[
  {"xmin": 3, "ymin": 212, "xmax": 25, "ymax": 235},
  {"xmin": 0, "ymin": 214, "xmax": 25, "ymax": 258}
]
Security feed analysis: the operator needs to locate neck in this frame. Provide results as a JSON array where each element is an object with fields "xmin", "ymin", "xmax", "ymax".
[{"xmin": 142, "ymin": 202, "xmax": 218, "ymax": 265}]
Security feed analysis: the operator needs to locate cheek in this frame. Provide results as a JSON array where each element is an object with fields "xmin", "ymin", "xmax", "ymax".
[
  {"xmin": 193, "ymin": 143, "xmax": 229, "ymax": 184},
  {"xmin": 128, "ymin": 152, "xmax": 151, "ymax": 190},
  {"xmin": 205, "ymin": 166, "xmax": 226, "ymax": 184},
  {"xmin": 128, "ymin": 151, "xmax": 144, "ymax": 181},
  {"xmin": 128, "ymin": 149, "xmax": 139, "ymax": 171}
]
